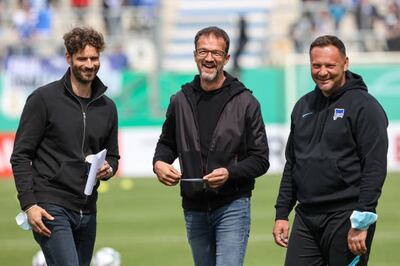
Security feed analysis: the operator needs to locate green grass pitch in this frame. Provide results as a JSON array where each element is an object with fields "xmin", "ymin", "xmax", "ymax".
[{"xmin": 1, "ymin": 173, "xmax": 399, "ymax": 265}]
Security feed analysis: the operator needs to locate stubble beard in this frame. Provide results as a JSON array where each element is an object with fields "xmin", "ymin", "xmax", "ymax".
[
  {"xmin": 199, "ymin": 67, "xmax": 218, "ymax": 82},
  {"xmin": 73, "ymin": 67, "xmax": 96, "ymax": 84}
]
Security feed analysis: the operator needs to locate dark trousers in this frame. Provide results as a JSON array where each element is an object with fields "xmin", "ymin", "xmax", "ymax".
[
  {"xmin": 33, "ymin": 203, "xmax": 96, "ymax": 266},
  {"xmin": 285, "ymin": 209, "xmax": 375, "ymax": 266}
]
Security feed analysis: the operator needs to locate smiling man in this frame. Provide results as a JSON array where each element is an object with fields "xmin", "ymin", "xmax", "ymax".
[
  {"xmin": 10, "ymin": 27, "xmax": 119, "ymax": 266},
  {"xmin": 153, "ymin": 26, "xmax": 269, "ymax": 266},
  {"xmin": 273, "ymin": 35, "xmax": 388, "ymax": 266}
]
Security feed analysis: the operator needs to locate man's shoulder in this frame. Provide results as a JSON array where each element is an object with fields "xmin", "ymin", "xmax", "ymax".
[
  {"xmin": 233, "ymin": 87, "xmax": 255, "ymax": 100},
  {"xmin": 293, "ymin": 90, "xmax": 316, "ymax": 107},
  {"xmin": 170, "ymin": 89, "xmax": 186, "ymax": 102},
  {"xmin": 341, "ymin": 89, "xmax": 383, "ymax": 111},
  {"xmin": 35, "ymin": 79, "xmax": 63, "ymax": 94},
  {"xmin": 29, "ymin": 79, "xmax": 63, "ymax": 101},
  {"xmin": 101, "ymin": 94, "xmax": 118, "ymax": 109}
]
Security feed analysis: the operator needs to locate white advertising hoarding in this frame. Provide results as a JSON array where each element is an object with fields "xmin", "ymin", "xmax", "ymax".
[{"xmin": 118, "ymin": 123, "xmax": 400, "ymax": 177}]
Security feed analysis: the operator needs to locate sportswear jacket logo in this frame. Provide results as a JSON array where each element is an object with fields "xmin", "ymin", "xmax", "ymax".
[
  {"xmin": 302, "ymin": 112, "xmax": 313, "ymax": 118},
  {"xmin": 333, "ymin": 108, "xmax": 345, "ymax": 120}
]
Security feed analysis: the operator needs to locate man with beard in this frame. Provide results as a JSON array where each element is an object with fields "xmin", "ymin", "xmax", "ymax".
[
  {"xmin": 153, "ymin": 26, "xmax": 269, "ymax": 266},
  {"xmin": 10, "ymin": 27, "xmax": 120, "ymax": 266}
]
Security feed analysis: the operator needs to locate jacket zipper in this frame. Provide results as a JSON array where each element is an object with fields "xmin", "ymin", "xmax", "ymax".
[
  {"xmin": 205, "ymin": 91, "xmax": 240, "ymax": 176},
  {"xmin": 80, "ymin": 95, "xmax": 105, "ymax": 210},
  {"xmin": 184, "ymin": 93, "xmax": 205, "ymax": 178},
  {"xmin": 63, "ymin": 81, "xmax": 106, "ymax": 212},
  {"xmin": 64, "ymin": 81, "xmax": 105, "ymax": 159},
  {"xmin": 81, "ymin": 112, "xmax": 87, "ymax": 159},
  {"xmin": 192, "ymin": 90, "xmax": 240, "ymax": 211}
]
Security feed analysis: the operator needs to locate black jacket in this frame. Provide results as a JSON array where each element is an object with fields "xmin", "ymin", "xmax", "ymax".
[
  {"xmin": 275, "ymin": 71, "xmax": 388, "ymax": 220},
  {"xmin": 154, "ymin": 73, "xmax": 269, "ymax": 211},
  {"xmin": 10, "ymin": 70, "xmax": 120, "ymax": 213}
]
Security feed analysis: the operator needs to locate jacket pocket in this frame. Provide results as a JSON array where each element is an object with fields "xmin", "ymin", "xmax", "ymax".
[
  {"xmin": 50, "ymin": 161, "xmax": 87, "ymax": 197},
  {"xmin": 294, "ymin": 158, "xmax": 348, "ymax": 203}
]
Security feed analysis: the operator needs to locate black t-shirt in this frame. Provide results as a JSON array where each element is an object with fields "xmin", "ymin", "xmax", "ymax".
[
  {"xmin": 196, "ymin": 87, "xmax": 230, "ymax": 163},
  {"xmin": 76, "ymin": 95, "xmax": 92, "ymax": 111}
]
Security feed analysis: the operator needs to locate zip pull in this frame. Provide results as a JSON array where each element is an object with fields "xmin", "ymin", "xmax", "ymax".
[{"xmin": 81, "ymin": 112, "xmax": 87, "ymax": 159}]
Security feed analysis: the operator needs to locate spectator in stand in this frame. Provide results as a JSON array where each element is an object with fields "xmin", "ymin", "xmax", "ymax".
[
  {"xmin": 12, "ymin": 0, "xmax": 36, "ymax": 54},
  {"xmin": 290, "ymin": 11, "xmax": 316, "ymax": 53},
  {"xmin": 35, "ymin": 0, "xmax": 53, "ymax": 37},
  {"xmin": 108, "ymin": 43, "xmax": 129, "ymax": 70},
  {"xmin": 71, "ymin": 0, "xmax": 90, "ymax": 22},
  {"xmin": 0, "ymin": 0, "xmax": 5, "ymax": 36},
  {"xmin": 329, "ymin": 0, "xmax": 347, "ymax": 31},
  {"xmin": 102, "ymin": 0, "xmax": 123, "ymax": 37},
  {"xmin": 384, "ymin": 1, "xmax": 400, "ymax": 51},
  {"xmin": 13, "ymin": 0, "xmax": 36, "ymax": 40},
  {"xmin": 127, "ymin": 0, "xmax": 158, "ymax": 6},
  {"xmin": 126, "ymin": 0, "xmax": 158, "ymax": 30},
  {"xmin": 313, "ymin": 10, "xmax": 335, "ymax": 36},
  {"xmin": 232, "ymin": 15, "xmax": 248, "ymax": 77},
  {"xmin": 30, "ymin": 0, "xmax": 48, "ymax": 11},
  {"xmin": 354, "ymin": 0, "xmax": 382, "ymax": 51}
]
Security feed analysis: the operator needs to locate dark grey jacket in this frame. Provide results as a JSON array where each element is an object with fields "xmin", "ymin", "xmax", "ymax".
[{"xmin": 154, "ymin": 73, "xmax": 269, "ymax": 211}]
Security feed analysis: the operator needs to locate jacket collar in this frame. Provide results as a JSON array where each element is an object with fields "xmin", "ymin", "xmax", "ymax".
[{"xmin": 182, "ymin": 71, "xmax": 248, "ymax": 97}]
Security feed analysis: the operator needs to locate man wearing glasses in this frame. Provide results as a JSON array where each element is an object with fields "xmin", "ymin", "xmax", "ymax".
[{"xmin": 153, "ymin": 26, "xmax": 269, "ymax": 266}]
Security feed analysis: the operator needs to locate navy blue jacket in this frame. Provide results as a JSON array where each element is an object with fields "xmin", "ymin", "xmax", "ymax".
[{"xmin": 275, "ymin": 71, "xmax": 388, "ymax": 220}]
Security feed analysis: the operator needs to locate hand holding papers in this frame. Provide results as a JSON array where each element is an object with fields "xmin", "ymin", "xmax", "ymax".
[{"xmin": 84, "ymin": 149, "xmax": 107, "ymax": 196}]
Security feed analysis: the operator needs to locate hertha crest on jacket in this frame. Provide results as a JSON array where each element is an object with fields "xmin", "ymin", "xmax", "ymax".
[{"xmin": 333, "ymin": 108, "xmax": 344, "ymax": 120}]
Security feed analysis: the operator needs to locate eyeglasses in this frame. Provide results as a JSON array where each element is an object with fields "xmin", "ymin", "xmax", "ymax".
[{"xmin": 195, "ymin": 49, "xmax": 226, "ymax": 59}]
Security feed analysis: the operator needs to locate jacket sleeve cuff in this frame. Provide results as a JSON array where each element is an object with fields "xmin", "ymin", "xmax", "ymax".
[
  {"xmin": 226, "ymin": 166, "xmax": 252, "ymax": 182},
  {"xmin": 18, "ymin": 192, "xmax": 37, "ymax": 211},
  {"xmin": 275, "ymin": 207, "xmax": 290, "ymax": 221},
  {"xmin": 226, "ymin": 166, "xmax": 238, "ymax": 180}
]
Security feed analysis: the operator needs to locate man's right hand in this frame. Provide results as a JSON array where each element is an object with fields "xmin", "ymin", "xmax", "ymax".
[
  {"xmin": 272, "ymin": 219, "xmax": 290, "ymax": 248},
  {"xmin": 154, "ymin": 161, "xmax": 181, "ymax": 186},
  {"xmin": 26, "ymin": 205, "xmax": 54, "ymax": 237}
]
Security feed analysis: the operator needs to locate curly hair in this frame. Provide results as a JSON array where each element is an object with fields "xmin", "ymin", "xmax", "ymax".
[{"xmin": 63, "ymin": 27, "xmax": 105, "ymax": 55}]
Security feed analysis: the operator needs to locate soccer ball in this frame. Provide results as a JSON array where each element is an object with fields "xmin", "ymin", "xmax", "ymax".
[
  {"xmin": 32, "ymin": 250, "xmax": 47, "ymax": 266},
  {"xmin": 92, "ymin": 247, "xmax": 121, "ymax": 266}
]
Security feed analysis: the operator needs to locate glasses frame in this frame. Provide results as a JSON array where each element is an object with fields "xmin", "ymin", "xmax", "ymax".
[{"xmin": 195, "ymin": 48, "xmax": 227, "ymax": 59}]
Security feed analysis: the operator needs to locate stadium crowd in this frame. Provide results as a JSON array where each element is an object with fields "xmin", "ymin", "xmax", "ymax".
[{"xmin": 0, "ymin": 0, "xmax": 399, "ymax": 70}]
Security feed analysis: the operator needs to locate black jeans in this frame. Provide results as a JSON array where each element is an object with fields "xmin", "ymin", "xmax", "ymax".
[
  {"xmin": 33, "ymin": 203, "xmax": 96, "ymax": 266},
  {"xmin": 285, "ymin": 209, "xmax": 375, "ymax": 266}
]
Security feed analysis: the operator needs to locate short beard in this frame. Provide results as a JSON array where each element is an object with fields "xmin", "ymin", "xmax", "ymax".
[
  {"xmin": 199, "ymin": 69, "xmax": 218, "ymax": 82},
  {"xmin": 72, "ymin": 68, "xmax": 95, "ymax": 84}
]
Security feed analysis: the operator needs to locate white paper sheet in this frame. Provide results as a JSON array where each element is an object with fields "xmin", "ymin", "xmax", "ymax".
[{"xmin": 84, "ymin": 149, "xmax": 107, "ymax": 196}]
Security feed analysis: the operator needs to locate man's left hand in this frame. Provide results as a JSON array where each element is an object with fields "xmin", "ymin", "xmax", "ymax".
[
  {"xmin": 348, "ymin": 227, "xmax": 368, "ymax": 255},
  {"xmin": 97, "ymin": 160, "xmax": 113, "ymax": 180},
  {"xmin": 203, "ymin": 168, "xmax": 229, "ymax": 188}
]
